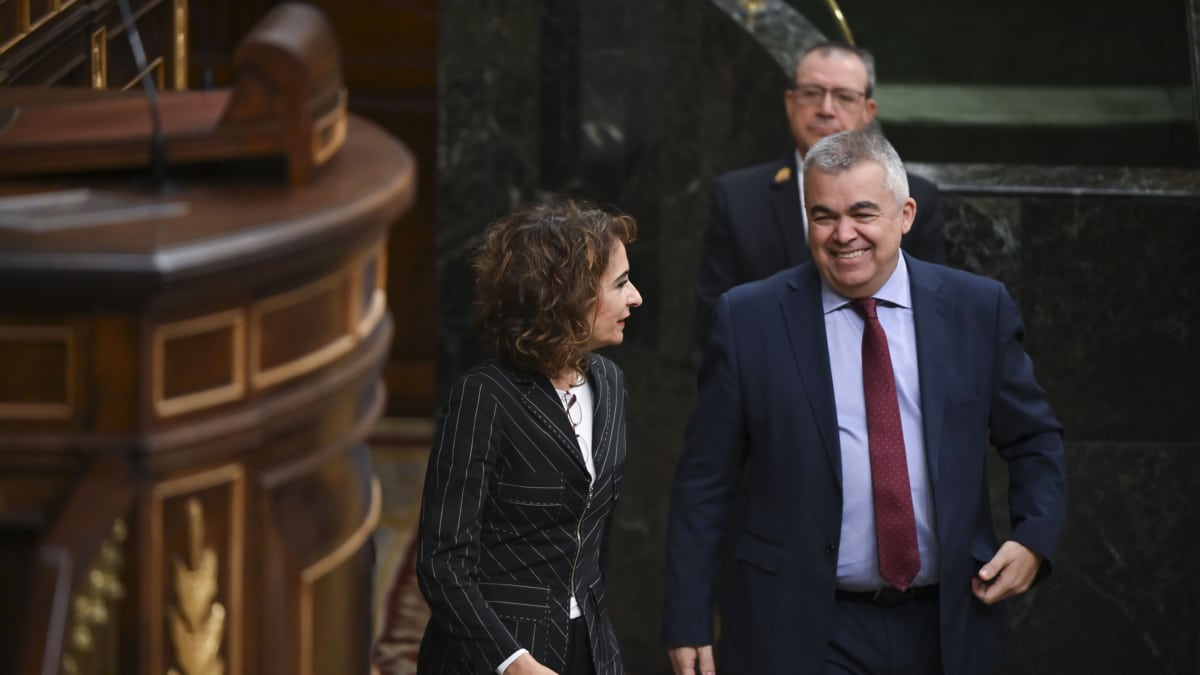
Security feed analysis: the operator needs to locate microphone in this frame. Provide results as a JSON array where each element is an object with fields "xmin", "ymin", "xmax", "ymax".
[
  {"xmin": 116, "ymin": 0, "xmax": 169, "ymax": 190},
  {"xmin": 194, "ymin": 3, "xmax": 214, "ymax": 89}
]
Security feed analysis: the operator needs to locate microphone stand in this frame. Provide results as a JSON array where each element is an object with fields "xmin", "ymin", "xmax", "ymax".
[{"xmin": 116, "ymin": 0, "xmax": 169, "ymax": 191}]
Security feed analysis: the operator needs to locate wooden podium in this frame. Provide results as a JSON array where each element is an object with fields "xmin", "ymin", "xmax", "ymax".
[{"xmin": 0, "ymin": 5, "xmax": 416, "ymax": 675}]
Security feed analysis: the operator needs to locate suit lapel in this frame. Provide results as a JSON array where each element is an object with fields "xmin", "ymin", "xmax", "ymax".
[
  {"xmin": 907, "ymin": 254, "xmax": 951, "ymax": 487},
  {"xmin": 587, "ymin": 354, "xmax": 615, "ymax": 480},
  {"xmin": 767, "ymin": 153, "xmax": 810, "ymax": 267},
  {"xmin": 780, "ymin": 266, "xmax": 842, "ymax": 484},
  {"xmin": 512, "ymin": 368, "xmax": 591, "ymax": 475}
]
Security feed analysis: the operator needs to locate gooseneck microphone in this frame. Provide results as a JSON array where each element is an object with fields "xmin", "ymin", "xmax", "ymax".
[{"xmin": 116, "ymin": 0, "xmax": 168, "ymax": 191}]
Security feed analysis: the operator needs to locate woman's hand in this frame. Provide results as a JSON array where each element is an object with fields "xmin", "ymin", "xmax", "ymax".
[
  {"xmin": 503, "ymin": 652, "xmax": 559, "ymax": 675},
  {"xmin": 669, "ymin": 645, "xmax": 715, "ymax": 675}
]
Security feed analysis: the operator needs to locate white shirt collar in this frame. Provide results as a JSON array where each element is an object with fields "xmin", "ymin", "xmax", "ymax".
[{"xmin": 820, "ymin": 252, "xmax": 912, "ymax": 314}]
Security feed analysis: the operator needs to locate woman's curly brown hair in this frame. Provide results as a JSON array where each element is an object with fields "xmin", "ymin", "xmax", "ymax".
[{"xmin": 474, "ymin": 199, "xmax": 637, "ymax": 379}]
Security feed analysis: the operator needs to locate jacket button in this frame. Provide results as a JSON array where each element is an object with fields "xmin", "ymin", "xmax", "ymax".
[{"xmin": 825, "ymin": 544, "xmax": 837, "ymax": 555}]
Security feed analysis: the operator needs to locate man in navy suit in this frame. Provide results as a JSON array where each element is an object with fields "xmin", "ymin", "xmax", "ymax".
[
  {"xmin": 695, "ymin": 42, "xmax": 946, "ymax": 349},
  {"xmin": 664, "ymin": 130, "xmax": 1067, "ymax": 674}
]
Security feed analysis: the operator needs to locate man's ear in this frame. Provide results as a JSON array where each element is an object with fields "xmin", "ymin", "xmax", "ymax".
[
  {"xmin": 901, "ymin": 197, "xmax": 916, "ymax": 233},
  {"xmin": 863, "ymin": 97, "xmax": 878, "ymax": 125}
]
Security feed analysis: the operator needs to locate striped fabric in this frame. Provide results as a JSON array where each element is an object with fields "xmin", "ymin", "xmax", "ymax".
[{"xmin": 416, "ymin": 355, "xmax": 628, "ymax": 674}]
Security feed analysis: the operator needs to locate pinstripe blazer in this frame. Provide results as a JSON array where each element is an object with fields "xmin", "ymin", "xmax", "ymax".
[{"xmin": 416, "ymin": 354, "xmax": 628, "ymax": 674}]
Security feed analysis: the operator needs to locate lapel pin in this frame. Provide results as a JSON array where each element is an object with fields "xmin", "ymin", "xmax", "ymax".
[{"xmin": 774, "ymin": 166, "xmax": 791, "ymax": 184}]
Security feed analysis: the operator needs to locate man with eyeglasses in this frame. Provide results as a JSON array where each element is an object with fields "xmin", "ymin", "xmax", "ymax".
[{"xmin": 694, "ymin": 42, "xmax": 947, "ymax": 349}]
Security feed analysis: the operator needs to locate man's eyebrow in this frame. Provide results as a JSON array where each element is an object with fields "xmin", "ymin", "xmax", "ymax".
[
  {"xmin": 809, "ymin": 202, "xmax": 881, "ymax": 215},
  {"xmin": 849, "ymin": 200, "xmax": 883, "ymax": 211}
]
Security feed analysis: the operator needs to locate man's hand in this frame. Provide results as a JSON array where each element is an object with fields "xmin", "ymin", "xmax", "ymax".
[
  {"xmin": 668, "ymin": 645, "xmax": 715, "ymax": 675},
  {"xmin": 972, "ymin": 540, "xmax": 1043, "ymax": 605},
  {"xmin": 503, "ymin": 653, "xmax": 558, "ymax": 675}
]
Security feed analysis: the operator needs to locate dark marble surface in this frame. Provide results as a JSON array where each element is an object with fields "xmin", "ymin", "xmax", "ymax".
[
  {"xmin": 988, "ymin": 442, "xmax": 1200, "ymax": 675},
  {"xmin": 1191, "ymin": 0, "xmax": 1200, "ymax": 149},
  {"xmin": 436, "ymin": 1, "xmax": 1200, "ymax": 673},
  {"xmin": 911, "ymin": 162, "xmax": 1200, "ymax": 198},
  {"xmin": 938, "ymin": 191, "xmax": 1200, "ymax": 445},
  {"xmin": 785, "ymin": 0, "xmax": 1192, "ymax": 86},
  {"xmin": 786, "ymin": 0, "xmax": 1198, "ymax": 166},
  {"xmin": 707, "ymin": 0, "xmax": 825, "ymax": 72}
]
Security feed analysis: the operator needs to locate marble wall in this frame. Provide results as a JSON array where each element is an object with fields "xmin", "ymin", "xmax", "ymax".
[
  {"xmin": 917, "ymin": 163, "xmax": 1200, "ymax": 673},
  {"xmin": 436, "ymin": 1, "xmax": 1200, "ymax": 672},
  {"xmin": 1191, "ymin": 0, "xmax": 1200, "ymax": 148}
]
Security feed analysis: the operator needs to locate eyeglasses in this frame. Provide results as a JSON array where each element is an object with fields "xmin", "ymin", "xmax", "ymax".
[
  {"xmin": 563, "ymin": 392, "xmax": 582, "ymax": 432},
  {"xmin": 562, "ymin": 392, "xmax": 589, "ymax": 453},
  {"xmin": 790, "ymin": 83, "xmax": 868, "ymax": 110}
]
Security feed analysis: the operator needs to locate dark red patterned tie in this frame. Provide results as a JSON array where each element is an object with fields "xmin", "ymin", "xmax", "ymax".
[{"xmin": 852, "ymin": 297, "xmax": 921, "ymax": 591}]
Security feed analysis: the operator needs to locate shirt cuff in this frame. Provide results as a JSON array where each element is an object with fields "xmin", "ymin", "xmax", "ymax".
[{"xmin": 497, "ymin": 648, "xmax": 529, "ymax": 674}]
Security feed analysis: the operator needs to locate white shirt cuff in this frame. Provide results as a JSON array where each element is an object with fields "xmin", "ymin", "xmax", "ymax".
[{"xmin": 497, "ymin": 648, "xmax": 529, "ymax": 674}]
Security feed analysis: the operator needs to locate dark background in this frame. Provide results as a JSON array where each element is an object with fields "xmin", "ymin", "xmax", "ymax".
[{"xmin": 435, "ymin": 1, "xmax": 1200, "ymax": 673}]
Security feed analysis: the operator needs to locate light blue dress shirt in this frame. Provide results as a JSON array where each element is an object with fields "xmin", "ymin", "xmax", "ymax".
[{"xmin": 822, "ymin": 254, "xmax": 940, "ymax": 590}]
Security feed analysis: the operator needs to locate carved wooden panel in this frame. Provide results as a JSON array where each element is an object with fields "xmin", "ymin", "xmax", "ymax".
[
  {"xmin": 148, "ymin": 465, "xmax": 245, "ymax": 675},
  {"xmin": 0, "ymin": 7, "xmax": 415, "ymax": 669},
  {"xmin": 153, "ymin": 310, "xmax": 246, "ymax": 418},
  {"xmin": 251, "ymin": 272, "xmax": 354, "ymax": 391},
  {"xmin": 186, "ymin": 0, "xmax": 437, "ymax": 416},
  {"xmin": 264, "ymin": 443, "xmax": 379, "ymax": 675},
  {"xmin": 0, "ymin": 324, "xmax": 76, "ymax": 420}
]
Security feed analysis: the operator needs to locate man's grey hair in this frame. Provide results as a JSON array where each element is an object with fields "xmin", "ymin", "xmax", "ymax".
[
  {"xmin": 803, "ymin": 130, "xmax": 909, "ymax": 205},
  {"xmin": 795, "ymin": 42, "xmax": 876, "ymax": 98}
]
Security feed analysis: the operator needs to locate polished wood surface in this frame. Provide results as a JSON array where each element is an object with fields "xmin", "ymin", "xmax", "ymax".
[
  {"xmin": 0, "ymin": 115, "xmax": 415, "ymax": 675},
  {"xmin": 2, "ymin": 0, "xmax": 436, "ymax": 416},
  {"xmin": 186, "ymin": 0, "xmax": 438, "ymax": 416},
  {"xmin": 0, "ymin": 3, "xmax": 348, "ymax": 185}
]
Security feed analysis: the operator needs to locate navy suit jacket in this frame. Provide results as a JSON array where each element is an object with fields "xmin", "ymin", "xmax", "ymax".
[
  {"xmin": 694, "ymin": 154, "xmax": 947, "ymax": 348},
  {"xmin": 664, "ymin": 255, "xmax": 1067, "ymax": 675}
]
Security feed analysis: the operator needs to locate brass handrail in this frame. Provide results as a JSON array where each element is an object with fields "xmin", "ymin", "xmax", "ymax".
[
  {"xmin": 820, "ymin": 0, "xmax": 856, "ymax": 45},
  {"xmin": 0, "ymin": 0, "xmax": 80, "ymax": 55}
]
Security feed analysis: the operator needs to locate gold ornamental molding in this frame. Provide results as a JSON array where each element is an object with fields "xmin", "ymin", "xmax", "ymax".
[
  {"xmin": 61, "ymin": 519, "xmax": 128, "ymax": 675},
  {"xmin": 122, "ymin": 57, "xmax": 165, "ymax": 91},
  {"xmin": 152, "ymin": 309, "xmax": 246, "ymax": 419},
  {"xmin": 0, "ymin": 325, "xmax": 76, "ymax": 420},
  {"xmin": 173, "ymin": 0, "xmax": 189, "ymax": 90},
  {"xmin": 299, "ymin": 477, "xmax": 381, "ymax": 675},
  {"xmin": 353, "ymin": 245, "xmax": 388, "ymax": 339},
  {"xmin": 311, "ymin": 89, "xmax": 348, "ymax": 166},
  {"xmin": 90, "ymin": 27, "xmax": 108, "ymax": 90},
  {"xmin": 250, "ymin": 272, "xmax": 354, "ymax": 390},
  {"xmin": 1, "ymin": 0, "xmax": 80, "ymax": 55},
  {"xmin": 167, "ymin": 499, "xmax": 226, "ymax": 675},
  {"xmin": 150, "ymin": 464, "xmax": 244, "ymax": 675}
]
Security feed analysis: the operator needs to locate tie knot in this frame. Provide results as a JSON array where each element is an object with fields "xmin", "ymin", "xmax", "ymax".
[{"xmin": 851, "ymin": 297, "xmax": 878, "ymax": 320}]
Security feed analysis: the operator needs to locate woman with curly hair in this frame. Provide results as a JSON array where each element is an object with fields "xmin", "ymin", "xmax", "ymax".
[{"xmin": 415, "ymin": 199, "xmax": 643, "ymax": 675}]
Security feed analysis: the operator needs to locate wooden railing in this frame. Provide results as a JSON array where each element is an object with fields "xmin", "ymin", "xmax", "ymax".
[{"xmin": 17, "ymin": 454, "xmax": 134, "ymax": 675}]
